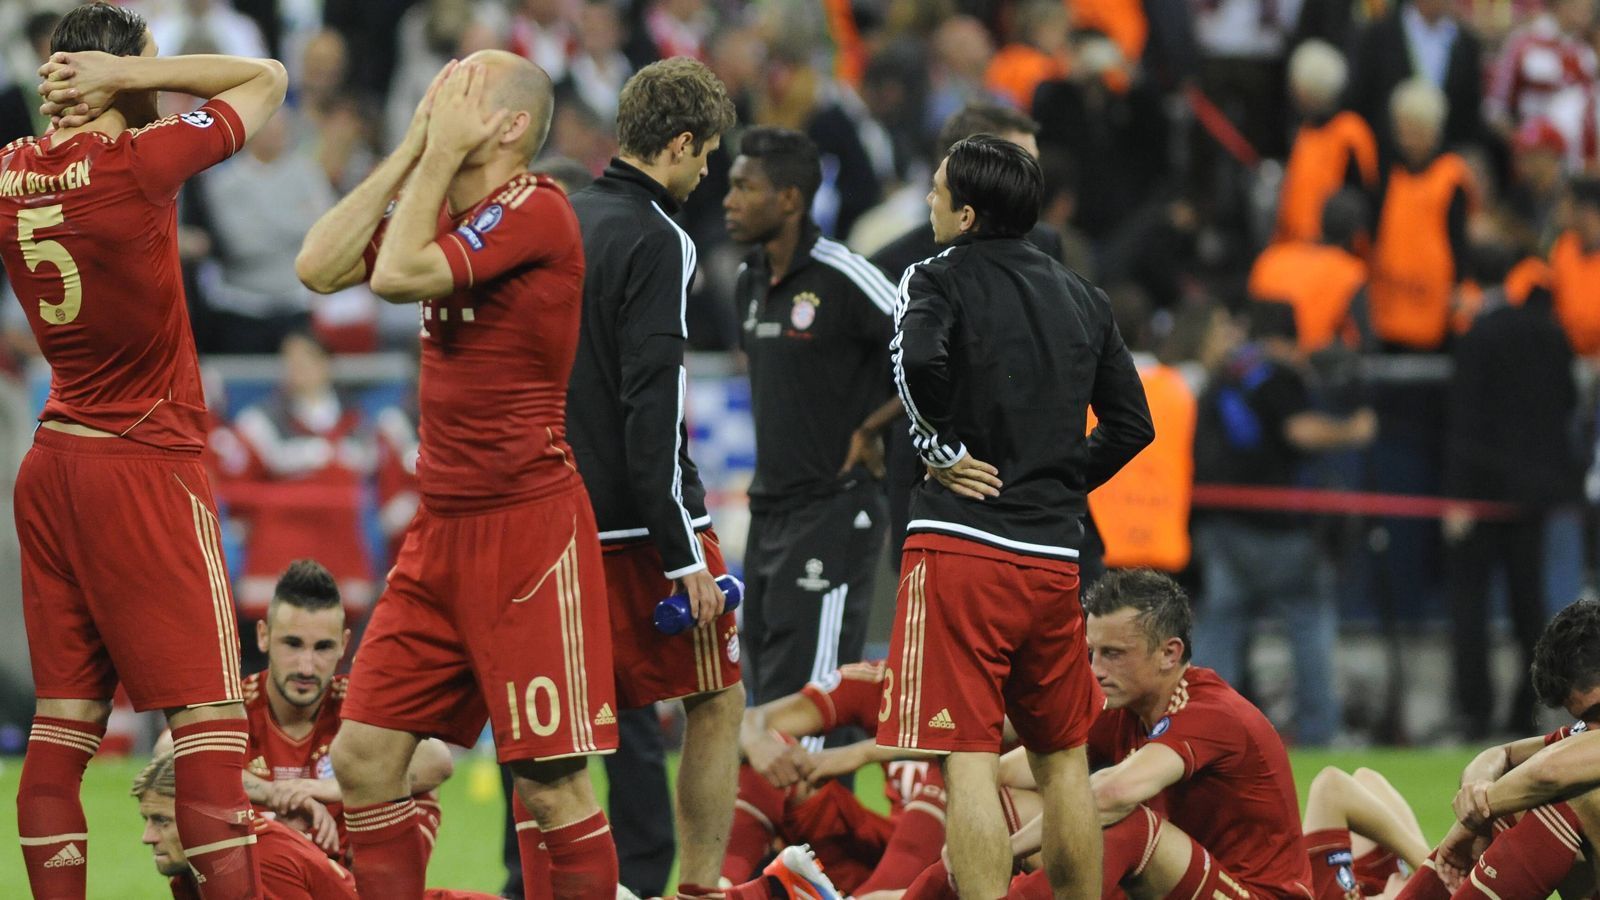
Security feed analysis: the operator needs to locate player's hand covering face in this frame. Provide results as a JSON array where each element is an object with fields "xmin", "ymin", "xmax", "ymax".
[
  {"xmin": 425, "ymin": 62, "xmax": 510, "ymax": 159},
  {"xmin": 403, "ymin": 59, "xmax": 458, "ymax": 151},
  {"xmin": 38, "ymin": 51, "xmax": 123, "ymax": 128}
]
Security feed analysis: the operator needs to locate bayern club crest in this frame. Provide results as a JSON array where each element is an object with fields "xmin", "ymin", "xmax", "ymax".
[
  {"xmin": 726, "ymin": 629, "xmax": 741, "ymax": 664},
  {"xmin": 790, "ymin": 292, "xmax": 820, "ymax": 330}
]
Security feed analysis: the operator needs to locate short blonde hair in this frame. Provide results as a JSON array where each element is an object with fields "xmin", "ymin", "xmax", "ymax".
[
  {"xmin": 1390, "ymin": 77, "xmax": 1448, "ymax": 131},
  {"xmin": 131, "ymin": 750, "xmax": 177, "ymax": 799},
  {"xmin": 1289, "ymin": 40, "xmax": 1348, "ymax": 108}
]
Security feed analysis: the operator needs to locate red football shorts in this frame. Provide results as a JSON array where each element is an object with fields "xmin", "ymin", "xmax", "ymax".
[
  {"xmin": 17, "ymin": 428, "xmax": 242, "ymax": 710},
  {"xmin": 342, "ymin": 486, "xmax": 618, "ymax": 763},
  {"xmin": 604, "ymin": 529, "xmax": 740, "ymax": 709},
  {"xmin": 876, "ymin": 534, "xmax": 1098, "ymax": 754}
]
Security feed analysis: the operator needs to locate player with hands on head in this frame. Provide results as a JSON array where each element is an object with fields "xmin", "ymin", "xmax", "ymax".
[
  {"xmin": 297, "ymin": 51, "xmax": 620, "ymax": 900},
  {"xmin": 2, "ymin": 3, "xmax": 287, "ymax": 897}
]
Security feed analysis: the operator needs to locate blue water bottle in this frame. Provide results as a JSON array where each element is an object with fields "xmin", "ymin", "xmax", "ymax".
[{"xmin": 654, "ymin": 574, "xmax": 744, "ymax": 635}]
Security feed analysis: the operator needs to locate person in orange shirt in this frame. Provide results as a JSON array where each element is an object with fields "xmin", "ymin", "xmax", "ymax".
[
  {"xmin": 1368, "ymin": 78, "xmax": 1475, "ymax": 351},
  {"xmin": 984, "ymin": 0, "xmax": 1070, "ymax": 109},
  {"xmin": 1275, "ymin": 40, "xmax": 1379, "ymax": 244},
  {"xmin": 1253, "ymin": 190, "xmax": 1372, "ymax": 354},
  {"xmin": 1549, "ymin": 177, "xmax": 1600, "ymax": 356}
]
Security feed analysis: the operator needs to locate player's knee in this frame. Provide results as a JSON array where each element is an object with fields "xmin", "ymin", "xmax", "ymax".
[
  {"xmin": 329, "ymin": 724, "xmax": 411, "ymax": 790},
  {"xmin": 1308, "ymin": 766, "xmax": 1351, "ymax": 802},
  {"xmin": 36, "ymin": 697, "xmax": 113, "ymax": 727},
  {"xmin": 686, "ymin": 681, "xmax": 745, "ymax": 726},
  {"xmin": 508, "ymin": 757, "xmax": 592, "ymax": 824},
  {"xmin": 1351, "ymin": 767, "xmax": 1386, "ymax": 788}
]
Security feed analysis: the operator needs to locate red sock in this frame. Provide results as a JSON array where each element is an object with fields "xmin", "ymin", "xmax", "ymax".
[
  {"xmin": 1354, "ymin": 846, "xmax": 1402, "ymax": 894},
  {"xmin": 169, "ymin": 719, "xmax": 261, "ymax": 899},
  {"xmin": 415, "ymin": 791, "xmax": 443, "ymax": 869},
  {"xmin": 1006, "ymin": 870, "xmax": 1052, "ymax": 900},
  {"xmin": 513, "ymin": 793, "xmax": 552, "ymax": 900},
  {"xmin": 544, "ymin": 810, "xmax": 618, "ymax": 900},
  {"xmin": 725, "ymin": 766, "xmax": 783, "ymax": 883},
  {"xmin": 1454, "ymin": 804, "xmax": 1583, "ymax": 899},
  {"xmin": 1394, "ymin": 852, "xmax": 1451, "ymax": 900},
  {"xmin": 1166, "ymin": 843, "xmax": 1250, "ymax": 900},
  {"xmin": 345, "ymin": 798, "xmax": 426, "ymax": 900},
  {"xmin": 855, "ymin": 798, "xmax": 947, "ymax": 893},
  {"xmin": 18, "ymin": 716, "xmax": 103, "ymax": 899},
  {"xmin": 1103, "ymin": 805, "xmax": 1163, "ymax": 895},
  {"xmin": 903, "ymin": 860, "xmax": 959, "ymax": 900}
]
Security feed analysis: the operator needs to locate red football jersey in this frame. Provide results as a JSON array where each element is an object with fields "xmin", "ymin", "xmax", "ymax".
[
  {"xmin": 1544, "ymin": 721, "xmax": 1588, "ymax": 745},
  {"xmin": 802, "ymin": 660, "xmax": 945, "ymax": 817},
  {"xmin": 241, "ymin": 670, "xmax": 345, "ymax": 787},
  {"xmin": 1087, "ymin": 666, "xmax": 1314, "ymax": 897},
  {"xmin": 0, "ymin": 101, "xmax": 244, "ymax": 451},
  {"xmin": 365, "ymin": 173, "xmax": 585, "ymax": 513}
]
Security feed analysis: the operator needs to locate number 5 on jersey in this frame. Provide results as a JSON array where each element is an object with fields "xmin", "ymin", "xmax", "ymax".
[{"xmin": 17, "ymin": 204, "xmax": 82, "ymax": 325}]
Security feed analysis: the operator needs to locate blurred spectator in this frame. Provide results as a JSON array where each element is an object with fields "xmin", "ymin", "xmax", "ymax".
[
  {"xmin": 1548, "ymin": 176, "xmax": 1600, "ymax": 355},
  {"xmin": 1032, "ymin": 33, "xmax": 1170, "ymax": 243},
  {"xmin": 1274, "ymin": 40, "xmax": 1379, "ymax": 245},
  {"xmin": 707, "ymin": 23, "xmax": 766, "ymax": 124},
  {"xmin": 1443, "ymin": 242, "xmax": 1579, "ymax": 738},
  {"xmin": 1191, "ymin": 302, "xmax": 1379, "ymax": 746},
  {"xmin": 535, "ymin": 155, "xmax": 599, "ymax": 194},
  {"xmin": 630, "ymin": 0, "xmax": 712, "ymax": 67},
  {"xmin": 1037, "ymin": 149, "xmax": 1097, "ymax": 279},
  {"xmin": 1483, "ymin": 0, "xmax": 1596, "ymax": 155},
  {"xmin": 1191, "ymin": 0, "xmax": 1301, "ymax": 163},
  {"xmin": 806, "ymin": 48, "xmax": 908, "ymax": 239},
  {"xmin": 385, "ymin": 0, "xmax": 507, "ymax": 149},
  {"xmin": 1500, "ymin": 117, "xmax": 1568, "ymax": 252},
  {"xmin": 373, "ymin": 400, "xmax": 418, "ymax": 567},
  {"xmin": 925, "ymin": 15, "xmax": 996, "ymax": 135},
  {"xmin": 983, "ymin": 0, "xmax": 1070, "ymax": 110},
  {"xmin": 146, "ymin": 0, "xmax": 269, "ymax": 57},
  {"xmin": 294, "ymin": 29, "xmax": 376, "ymax": 194},
  {"xmin": 1369, "ymin": 78, "xmax": 1475, "ymax": 351},
  {"xmin": 1252, "ymin": 189, "xmax": 1372, "ymax": 353},
  {"xmin": 1346, "ymin": 0, "xmax": 1486, "ymax": 157},
  {"xmin": 566, "ymin": 0, "xmax": 633, "ymax": 122},
  {"xmin": 1073, "ymin": 0, "xmax": 1152, "ymax": 66},
  {"xmin": 198, "ymin": 111, "xmax": 336, "ymax": 353},
  {"xmin": 510, "ymin": 0, "xmax": 576, "ymax": 83},
  {"xmin": 546, "ymin": 96, "xmax": 615, "ymax": 173},
  {"xmin": 232, "ymin": 333, "xmax": 377, "ymax": 624},
  {"xmin": 0, "ymin": 12, "xmax": 59, "ymax": 145}
]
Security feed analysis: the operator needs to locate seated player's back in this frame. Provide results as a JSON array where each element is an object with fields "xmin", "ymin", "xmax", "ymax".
[
  {"xmin": 0, "ymin": 102, "xmax": 245, "ymax": 448},
  {"xmin": 401, "ymin": 172, "xmax": 585, "ymax": 511},
  {"xmin": 1089, "ymin": 665, "xmax": 1312, "ymax": 896}
]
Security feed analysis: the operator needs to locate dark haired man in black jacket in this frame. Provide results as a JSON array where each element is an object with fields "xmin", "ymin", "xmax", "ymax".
[{"xmin": 876, "ymin": 135, "xmax": 1153, "ymax": 900}]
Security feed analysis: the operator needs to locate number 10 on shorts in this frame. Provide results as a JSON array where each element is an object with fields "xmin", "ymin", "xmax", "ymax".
[{"xmin": 507, "ymin": 677, "xmax": 560, "ymax": 740}]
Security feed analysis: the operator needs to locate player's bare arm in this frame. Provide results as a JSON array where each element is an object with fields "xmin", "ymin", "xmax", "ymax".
[
  {"xmin": 39, "ymin": 51, "xmax": 286, "ymax": 136},
  {"xmin": 1461, "ymin": 734, "xmax": 1548, "ymax": 786},
  {"xmin": 997, "ymin": 744, "xmax": 1036, "ymax": 790},
  {"xmin": 839, "ymin": 396, "xmax": 903, "ymax": 478},
  {"xmin": 370, "ymin": 63, "xmax": 509, "ymax": 303},
  {"xmin": 805, "ymin": 739, "xmax": 937, "ymax": 785},
  {"xmin": 1458, "ymin": 729, "xmax": 1600, "ymax": 827},
  {"xmin": 739, "ymin": 693, "xmax": 820, "ymax": 788},
  {"xmin": 297, "ymin": 62, "xmax": 456, "ymax": 294},
  {"xmin": 1091, "ymin": 742, "xmax": 1187, "ymax": 826}
]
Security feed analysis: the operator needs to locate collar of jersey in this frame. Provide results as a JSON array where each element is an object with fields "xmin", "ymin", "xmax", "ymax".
[{"xmin": 600, "ymin": 157, "xmax": 681, "ymax": 214}]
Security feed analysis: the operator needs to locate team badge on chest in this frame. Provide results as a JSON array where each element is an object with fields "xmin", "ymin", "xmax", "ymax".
[{"xmin": 790, "ymin": 292, "xmax": 821, "ymax": 330}]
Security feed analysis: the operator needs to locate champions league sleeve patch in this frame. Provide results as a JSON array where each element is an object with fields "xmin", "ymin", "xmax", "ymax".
[
  {"xmin": 180, "ymin": 110, "xmax": 214, "ymax": 128},
  {"xmin": 1148, "ymin": 716, "xmax": 1171, "ymax": 738},
  {"xmin": 453, "ymin": 204, "xmax": 504, "ymax": 252},
  {"xmin": 454, "ymin": 225, "xmax": 485, "ymax": 251}
]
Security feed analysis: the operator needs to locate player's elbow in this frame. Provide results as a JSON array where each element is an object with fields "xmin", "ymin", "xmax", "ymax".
[
  {"xmin": 1092, "ymin": 775, "xmax": 1146, "ymax": 818},
  {"xmin": 369, "ymin": 265, "xmax": 431, "ymax": 304},
  {"xmin": 296, "ymin": 250, "xmax": 346, "ymax": 295},
  {"xmin": 257, "ymin": 58, "xmax": 289, "ymax": 104}
]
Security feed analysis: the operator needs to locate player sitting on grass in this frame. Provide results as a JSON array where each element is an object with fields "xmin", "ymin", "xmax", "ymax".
[
  {"xmin": 728, "ymin": 661, "xmax": 1042, "ymax": 898},
  {"xmin": 911, "ymin": 568, "xmax": 1311, "ymax": 900},
  {"xmin": 1388, "ymin": 599, "xmax": 1600, "ymax": 900},
  {"xmin": 239, "ymin": 560, "xmax": 453, "ymax": 861}
]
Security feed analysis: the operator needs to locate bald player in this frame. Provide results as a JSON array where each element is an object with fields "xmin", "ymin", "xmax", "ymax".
[{"xmin": 296, "ymin": 53, "xmax": 619, "ymax": 900}]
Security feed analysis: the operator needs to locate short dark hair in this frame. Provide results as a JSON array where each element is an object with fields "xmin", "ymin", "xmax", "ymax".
[
  {"xmin": 943, "ymin": 135, "xmax": 1042, "ymax": 239},
  {"xmin": 1532, "ymin": 600, "xmax": 1600, "ymax": 709},
  {"xmin": 1321, "ymin": 189, "xmax": 1368, "ymax": 248},
  {"xmin": 737, "ymin": 126, "xmax": 822, "ymax": 207},
  {"xmin": 616, "ymin": 57, "xmax": 737, "ymax": 159},
  {"xmin": 271, "ymin": 560, "xmax": 341, "ymax": 614},
  {"xmin": 52, "ymin": 2, "xmax": 147, "ymax": 57},
  {"xmin": 1084, "ymin": 569, "xmax": 1194, "ymax": 662},
  {"xmin": 937, "ymin": 102, "xmax": 1038, "ymax": 158}
]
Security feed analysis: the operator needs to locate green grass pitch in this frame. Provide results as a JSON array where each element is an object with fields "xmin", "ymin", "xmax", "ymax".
[{"xmin": 0, "ymin": 748, "xmax": 1479, "ymax": 898}]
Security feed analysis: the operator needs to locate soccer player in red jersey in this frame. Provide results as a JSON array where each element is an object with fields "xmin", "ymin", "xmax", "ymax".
[
  {"xmin": 295, "ymin": 53, "xmax": 617, "ymax": 900},
  {"xmin": 1000, "ymin": 569, "xmax": 1314, "ymax": 899},
  {"xmin": 1, "ymin": 4, "xmax": 286, "ymax": 896},
  {"xmin": 239, "ymin": 560, "xmax": 453, "ymax": 861},
  {"xmin": 136, "ymin": 748, "xmax": 499, "ymax": 900}
]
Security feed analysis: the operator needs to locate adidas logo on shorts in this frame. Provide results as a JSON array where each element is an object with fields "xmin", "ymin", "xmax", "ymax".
[
  {"xmin": 928, "ymin": 709, "xmax": 957, "ymax": 730},
  {"xmin": 44, "ymin": 843, "xmax": 86, "ymax": 868},
  {"xmin": 594, "ymin": 703, "xmax": 616, "ymax": 726}
]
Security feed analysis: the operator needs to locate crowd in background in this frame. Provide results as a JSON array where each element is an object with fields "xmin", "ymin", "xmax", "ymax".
[{"xmin": 2, "ymin": 0, "xmax": 1600, "ymax": 746}]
